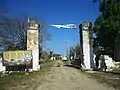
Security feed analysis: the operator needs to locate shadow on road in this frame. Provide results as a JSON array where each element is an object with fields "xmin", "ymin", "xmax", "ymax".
[
  {"xmin": 63, "ymin": 64, "xmax": 81, "ymax": 69},
  {"xmin": 104, "ymin": 71, "xmax": 120, "ymax": 75}
]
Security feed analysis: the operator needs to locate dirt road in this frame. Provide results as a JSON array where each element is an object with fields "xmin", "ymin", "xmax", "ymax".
[
  {"xmin": 35, "ymin": 60, "xmax": 115, "ymax": 90},
  {"xmin": 2, "ymin": 60, "xmax": 116, "ymax": 90}
]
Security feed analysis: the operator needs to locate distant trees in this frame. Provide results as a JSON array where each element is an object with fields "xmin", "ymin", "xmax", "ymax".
[
  {"xmin": 74, "ymin": 43, "xmax": 81, "ymax": 56},
  {"xmin": 69, "ymin": 47, "xmax": 74, "ymax": 58},
  {"xmin": 69, "ymin": 44, "xmax": 82, "ymax": 59},
  {"xmin": 41, "ymin": 50, "xmax": 50, "ymax": 60}
]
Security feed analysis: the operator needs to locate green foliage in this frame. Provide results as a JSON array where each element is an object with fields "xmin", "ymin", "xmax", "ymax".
[{"xmin": 94, "ymin": 0, "xmax": 120, "ymax": 58}]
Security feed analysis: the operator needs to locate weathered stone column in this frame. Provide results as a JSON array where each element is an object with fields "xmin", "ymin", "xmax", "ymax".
[
  {"xmin": 27, "ymin": 19, "xmax": 40, "ymax": 71},
  {"xmin": 0, "ymin": 54, "xmax": 5, "ymax": 72},
  {"xmin": 80, "ymin": 22, "xmax": 94, "ymax": 69}
]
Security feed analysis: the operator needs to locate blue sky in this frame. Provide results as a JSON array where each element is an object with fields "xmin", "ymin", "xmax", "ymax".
[{"xmin": 5, "ymin": 0, "xmax": 100, "ymax": 55}]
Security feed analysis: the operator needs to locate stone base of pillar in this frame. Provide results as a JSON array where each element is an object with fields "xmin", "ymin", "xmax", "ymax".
[
  {"xmin": 31, "ymin": 49, "xmax": 40, "ymax": 71},
  {"xmin": 81, "ymin": 67, "xmax": 93, "ymax": 71},
  {"xmin": 0, "ymin": 62, "xmax": 5, "ymax": 72},
  {"xmin": 28, "ymin": 65, "xmax": 40, "ymax": 72}
]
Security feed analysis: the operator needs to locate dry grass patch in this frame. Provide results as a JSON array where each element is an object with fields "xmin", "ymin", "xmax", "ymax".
[
  {"xmin": 80, "ymin": 70, "xmax": 120, "ymax": 90},
  {"xmin": 0, "ymin": 60, "xmax": 55, "ymax": 90}
]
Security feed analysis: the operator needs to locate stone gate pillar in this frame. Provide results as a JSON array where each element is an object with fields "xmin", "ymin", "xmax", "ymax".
[
  {"xmin": 79, "ymin": 22, "xmax": 94, "ymax": 69},
  {"xmin": 27, "ymin": 19, "xmax": 40, "ymax": 71}
]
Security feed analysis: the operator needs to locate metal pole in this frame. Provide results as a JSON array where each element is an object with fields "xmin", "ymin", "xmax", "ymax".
[
  {"xmin": 67, "ymin": 40, "xmax": 70, "ymax": 59},
  {"xmin": 78, "ymin": 28, "xmax": 80, "ymax": 44},
  {"xmin": 74, "ymin": 42, "xmax": 76, "ymax": 59}
]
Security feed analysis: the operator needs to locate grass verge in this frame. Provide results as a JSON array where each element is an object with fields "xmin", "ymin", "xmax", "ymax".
[
  {"xmin": 80, "ymin": 70, "xmax": 120, "ymax": 90},
  {"xmin": 0, "ymin": 60, "xmax": 55, "ymax": 90}
]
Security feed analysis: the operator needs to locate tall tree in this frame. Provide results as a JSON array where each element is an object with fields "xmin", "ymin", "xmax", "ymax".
[
  {"xmin": 0, "ymin": 16, "xmax": 51, "ymax": 51},
  {"xmin": 93, "ymin": 0, "xmax": 120, "ymax": 59}
]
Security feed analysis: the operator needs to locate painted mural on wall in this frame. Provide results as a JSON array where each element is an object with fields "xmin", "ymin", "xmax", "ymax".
[
  {"xmin": 27, "ymin": 30, "xmax": 38, "ymax": 50},
  {"xmin": 2, "ymin": 50, "xmax": 33, "ymax": 66}
]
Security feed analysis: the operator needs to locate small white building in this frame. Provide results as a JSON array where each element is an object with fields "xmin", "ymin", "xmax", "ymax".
[{"xmin": 51, "ymin": 57, "xmax": 56, "ymax": 60}]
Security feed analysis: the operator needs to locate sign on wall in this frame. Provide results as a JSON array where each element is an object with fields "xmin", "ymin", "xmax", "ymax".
[
  {"xmin": 2, "ymin": 50, "xmax": 33, "ymax": 66},
  {"xmin": 27, "ymin": 30, "xmax": 39, "ymax": 50}
]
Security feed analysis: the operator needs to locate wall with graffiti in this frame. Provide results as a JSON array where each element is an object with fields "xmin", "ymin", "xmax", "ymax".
[{"xmin": 2, "ymin": 50, "xmax": 33, "ymax": 67}]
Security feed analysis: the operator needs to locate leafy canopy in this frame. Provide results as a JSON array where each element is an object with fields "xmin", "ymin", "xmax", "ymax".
[{"xmin": 94, "ymin": 0, "xmax": 120, "ymax": 58}]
